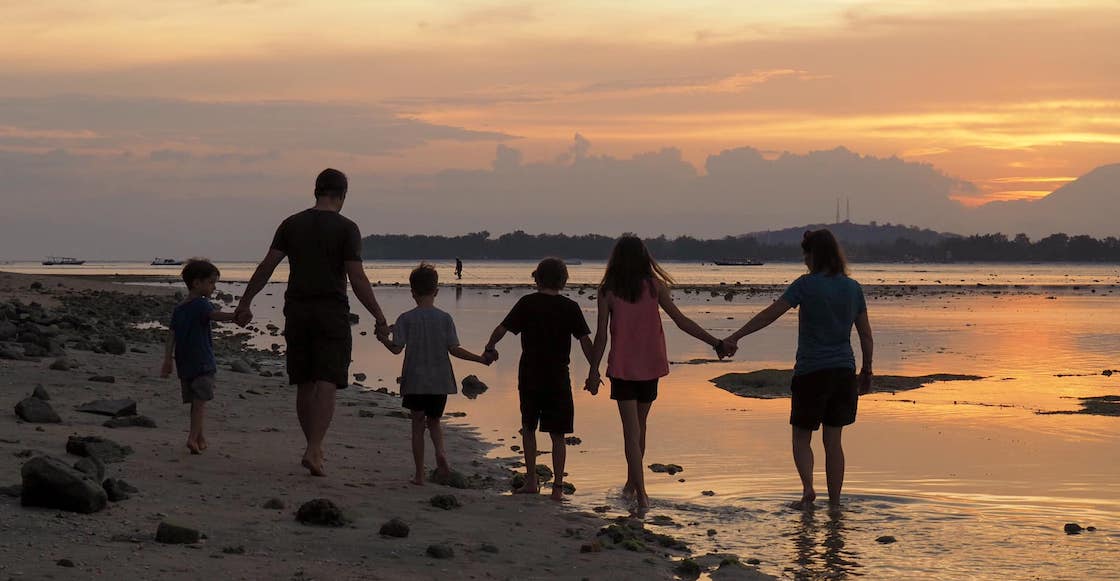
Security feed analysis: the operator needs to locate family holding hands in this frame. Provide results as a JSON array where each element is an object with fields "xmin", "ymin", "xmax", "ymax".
[{"xmin": 164, "ymin": 168, "xmax": 873, "ymax": 512}]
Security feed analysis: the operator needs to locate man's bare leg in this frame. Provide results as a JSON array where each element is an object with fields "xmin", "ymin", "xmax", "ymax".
[
  {"xmin": 516, "ymin": 426, "xmax": 539, "ymax": 493},
  {"xmin": 296, "ymin": 383, "xmax": 314, "ymax": 467},
  {"xmin": 410, "ymin": 411, "xmax": 426, "ymax": 485},
  {"xmin": 791, "ymin": 426, "xmax": 816, "ymax": 509},
  {"xmin": 822, "ymin": 426, "xmax": 845, "ymax": 507},
  {"xmin": 549, "ymin": 432, "xmax": 567, "ymax": 501},
  {"xmin": 427, "ymin": 416, "xmax": 450, "ymax": 480},
  {"xmin": 187, "ymin": 400, "xmax": 205, "ymax": 454},
  {"xmin": 301, "ymin": 381, "xmax": 335, "ymax": 477}
]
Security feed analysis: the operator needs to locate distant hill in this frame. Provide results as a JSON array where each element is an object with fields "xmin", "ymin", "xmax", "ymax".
[
  {"xmin": 745, "ymin": 221, "xmax": 956, "ymax": 246},
  {"xmin": 972, "ymin": 163, "xmax": 1120, "ymax": 237}
]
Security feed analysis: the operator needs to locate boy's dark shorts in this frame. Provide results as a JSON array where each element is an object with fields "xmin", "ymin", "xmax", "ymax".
[
  {"xmin": 790, "ymin": 367, "xmax": 858, "ymax": 431},
  {"xmin": 403, "ymin": 394, "xmax": 448, "ymax": 419},
  {"xmin": 180, "ymin": 373, "xmax": 215, "ymax": 404},
  {"xmin": 609, "ymin": 378, "xmax": 659, "ymax": 403},
  {"xmin": 519, "ymin": 387, "xmax": 574, "ymax": 434},
  {"xmin": 284, "ymin": 301, "xmax": 352, "ymax": 389}
]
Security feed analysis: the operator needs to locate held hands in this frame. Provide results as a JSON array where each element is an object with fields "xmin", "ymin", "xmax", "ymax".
[
  {"xmin": 714, "ymin": 338, "xmax": 738, "ymax": 359},
  {"xmin": 584, "ymin": 372, "xmax": 602, "ymax": 396},
  {"xmin": 482, "ymin": 347, "xmax": 499, "ymax": 365},
  {"xmin": 374, "ymin": 319, "xmax": 391, "ymax": 342},
  {"xmin": 160, "ymin": 359, "xmax": 173, "ymax": 379},
  {"xmin": 858, "ymin": 369, "xmax": 873, "ymax": 395},
  {"xmin": 233, "ymin": 306, "xmax": 253, "ymax": 327}
]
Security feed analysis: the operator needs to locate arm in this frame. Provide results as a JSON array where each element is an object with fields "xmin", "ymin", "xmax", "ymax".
[
  {"xmin": 207, "ymin": 310, "xmax": 237, "ymax": 323},
  {"xmin": 577, "ymin": 334, "xmax": 598, "ymax": 394},
  {"xmin": 483, "ymin": 325, "xmax": 507, "ymax": 363},
  {"xmin": 726, "ymin": 299, "xmax": 792, "ymax": 343},
  {"xmin": 380, "ymin": 335, "xmax": 404, "ymax": 355},
  {"xmin": 586, "ymin": 292, "xmax": 610, "ymax": 387},
  {"xmin": 345, "ymin": 261, "xmax": 389, "ymax": 339},
  {"xmin": 854, "ymin": 310, "xmax": 874, "ymax": 394},
  {"xmin": 234, "ymin": 248, "xmax": 285, "ymax": 325},
  {"xmin": 160, "ymin": 333, "xmax": 175, "ymax": 378},
  {"xmin": 656, "ymin": 281, "xmax": 721, "ymax": 348},
  {"xmin": 449, "ymin": 345, "xmax": 489, "ymax": 365}
]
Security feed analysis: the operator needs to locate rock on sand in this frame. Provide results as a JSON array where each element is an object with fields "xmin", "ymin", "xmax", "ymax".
[{"xmin": 20, "ymin": 455, "xmax": 108, "ymax": 514}]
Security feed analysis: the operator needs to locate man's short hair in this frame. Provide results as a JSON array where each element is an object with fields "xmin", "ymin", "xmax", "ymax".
[
  {"xmin": 409, "ymin": 263, "xmax": 439, "ymax": 296},
  {"xmin": 533, "ymin": 257, "xmax": 568, "ymax": 290},
  {"xmin": 314, "ymin": 168, "xmax": 348, "ymax": 198},
  {"xmin": 181, "ymin": 259, "xmax": 220, "ymax": 289}
]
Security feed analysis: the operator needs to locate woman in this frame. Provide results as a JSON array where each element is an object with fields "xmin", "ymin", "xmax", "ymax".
[
  {"xmin": 722, "ymin": 229, "xmax": 874, "ymax": 509},
  {"xmin": 587, "ymin": 235, "xmax": 724, "ymax": 510}
]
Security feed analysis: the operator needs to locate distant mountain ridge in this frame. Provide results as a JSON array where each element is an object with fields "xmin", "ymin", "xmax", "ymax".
[{"xmin": 744, "ymin": 221, "xmax": 956, "ymax": 246}]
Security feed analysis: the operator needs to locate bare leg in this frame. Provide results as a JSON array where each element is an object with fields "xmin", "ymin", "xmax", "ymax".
[
  {"xmin": 516, "ymin": 426, "xmax": 540, "ymax": 493},
  {"xmin": 296, "ymin": 383, "xmax": 314, "ymax": 468},
  {"xmin": 617, "ymin": 400, "xmax": 649, "ymax": 509},
  {"xmin": 549, "ymin": 432, "xmax": 567, "ymax": 501},
  {"xmin": 791, "ymin": 426, "xmax": 816, "ymax": 509},
  {"xmin": 427, "ymin": 417, "xmax": 450, "ymax": 479},
  {"xmin": 187, "ymin": 401, "xmax": 205, "ymax": 454},
  {"xmin": 410, "ymin": 411, "xmax": 426, "ymax": 485},
  {"xmin": 301, "ymin": 381, "xmax": 336, "ymax": 477},
  {"xmin": 822, "ymin": 426, "xmax": 845, "ymax": 507}
]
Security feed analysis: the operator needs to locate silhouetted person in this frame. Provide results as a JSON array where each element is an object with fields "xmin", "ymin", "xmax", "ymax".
[
  {"xmin": 234, "ymin": 168, "xmax": 389, "ymax": 477},
  {"xmin": 455, "ymin": 258, "xmax": 463, "ymax": 280}
]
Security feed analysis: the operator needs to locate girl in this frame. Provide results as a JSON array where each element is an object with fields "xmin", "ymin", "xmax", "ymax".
[
  {"xmin": 587, "ymin": 235, "xmax": 724, "ymax": 510},
  {"xmin": 722, "ymin": 229, "xmax": 874, "ymax": 509}
]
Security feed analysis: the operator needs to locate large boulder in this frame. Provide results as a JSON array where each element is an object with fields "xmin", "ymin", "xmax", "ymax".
[
  {"xmin": 20, "ymin": 455, "xmax": 108, "ymax": 514},
  {"xmin": 14, "ymin": 397, "xmax": 61, "ymax": 424},
  {"xmin": 66, "ymin": 436, "xmax": 133, "ymax": 463},
  {"xmin": 75, "ymin": 399, "xmax": 136, "ymax": 417}
]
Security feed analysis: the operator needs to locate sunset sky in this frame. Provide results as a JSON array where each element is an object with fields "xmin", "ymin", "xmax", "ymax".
[{"xmin": 1, "ymin": 1, "xmax": 1118, "ymax": 257}]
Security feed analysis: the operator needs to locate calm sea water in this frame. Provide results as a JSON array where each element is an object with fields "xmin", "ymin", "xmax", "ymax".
[{"xmin": 13, "ymin": 261, "xmax": 1119, "ymax": 579}]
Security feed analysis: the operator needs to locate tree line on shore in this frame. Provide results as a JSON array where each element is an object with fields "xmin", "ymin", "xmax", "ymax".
[{"xmin": 360, "ymin": 231, "xmax": 1120, "ymax": 262}]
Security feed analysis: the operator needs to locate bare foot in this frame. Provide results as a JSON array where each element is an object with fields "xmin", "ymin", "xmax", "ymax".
[
  {"xmin": 515, "ymin": 478, "xmax": 539, "ymax": 494},
  {"xmin": 434, "ymin": 464, "xmax": 451, "ymax": 481},
  {"xmin": 186, "ymin": 441, "xmax": 202, "ymax": 455},
  {"xmin": 410, "ymin": 476, "xmax": 424, "ymax": 486},
  {"xmin": 550, "ymin": 487, "xmax": 565, "ymax": 502},
  {"xmin": 789, "ymin": 490, "xmax": 816, "ymax": 510},
  {"xmin": 301, "ymin": 457, "xmax": 326, "ymax": 477},
  {"xmin": 621, "ymin": 482, "xmax": 636, "ymax": 499},
  {"xmin": 636, "ymin": 492, "xmax": 651, "ymax": 510},
  {"xmin": 198, "ymin": 437, "xmax": 208, "ymax": 451}
]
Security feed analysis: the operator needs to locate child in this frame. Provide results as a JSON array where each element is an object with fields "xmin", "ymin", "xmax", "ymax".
[
  {"xmin": 587, "ymin": 235, "xmax": 725, "ymax": 510},
  {"xmin": 380, "ymin": 263, "xmax": 490, "ymax": 485},
  {"xmin": 721, "ymin": 229, "xmax": 873, "ymax": 509},
  {"xmin": 484, "ymin": 258, "xmax": 594, "ymax": 501},
  {"xmin": 161, "ymin": 259, "xmax": 236, "ymax": 454}
]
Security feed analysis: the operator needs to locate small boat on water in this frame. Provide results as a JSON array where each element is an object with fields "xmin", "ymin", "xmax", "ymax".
[
  {"xmin": 564, "ymin": 259, "xmax": 583, "ymax": 265},
  {"xmin": 711, "ymin": 259, "xmax": 764, "ymax": 266},
  {"xmin": 151, "ymin": 258, "xmax": 185, "ymax": 266},
  {"xmin": 42, "ymin": 257, "xmax": 85, "ymax": 266}
]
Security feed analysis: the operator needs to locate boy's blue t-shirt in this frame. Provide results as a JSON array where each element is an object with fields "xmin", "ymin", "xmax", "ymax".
[
  {"xmin": 780, "ymin": 273, "xmax": 867, "ymax": 376},
  {"xmin": 171, "ymin": 297, "xmax": 216, "ymax": 380}
]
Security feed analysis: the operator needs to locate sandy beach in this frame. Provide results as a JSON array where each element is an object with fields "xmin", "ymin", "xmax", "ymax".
[{"xmin": 0, "ymin": 272, "xmax": 773, "ymax": 580}]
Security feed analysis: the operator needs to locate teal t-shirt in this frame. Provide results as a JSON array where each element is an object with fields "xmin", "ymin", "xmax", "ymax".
[{"xmin": 780, "ymin": 273, "xmax": 866, "ymax": 376}]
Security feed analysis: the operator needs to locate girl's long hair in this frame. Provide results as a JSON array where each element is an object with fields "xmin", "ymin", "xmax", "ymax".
[
  {"xmin": 599, "ymin": 234, "xmax": 675, "ymax": 302},
  {"xmin": 801, "ymin": 229, "xmax": 848, "ymax": 276}
]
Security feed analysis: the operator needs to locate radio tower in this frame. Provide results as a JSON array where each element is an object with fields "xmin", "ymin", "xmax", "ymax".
[
  {"xmin": 846, "ymin": 198, "xmax": 851, "ymax": 223},
  {"xmin": 835, "ymin": 198, "xmax": 841, "ymax": 224}
]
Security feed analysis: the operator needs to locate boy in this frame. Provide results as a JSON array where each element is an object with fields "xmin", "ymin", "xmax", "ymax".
[
  {"xmin": 484, "ymin": 258, "xmax": 593, "ymax": 501},
  {"xmin": 161, "ymin": 259, "xmax": 236, "ymax": 454},
  {"xmin": 379, "ymin": 264, "xmax": 490, "ymax": 485}
]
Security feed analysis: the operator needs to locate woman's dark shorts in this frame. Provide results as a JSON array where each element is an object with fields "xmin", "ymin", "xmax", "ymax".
[
  {"xmin": 283, "ymin": 301, "xmax": 352, "ymax": 389},
  {"xmin": 790, "ymin": 367, "xmax": 858, "ymax": 431},
  {"xmin": 609, "ymin": 378, "xmax": 659, "ymax": 403},
  {"xmin": 519, "ymin": 387, "xmax": 575, "ymax": 434},
  {"xmin": 402, "ymin": 394, "xmax": 448, "ymax": 419},
  {"xmin": 180, "ymin": 373, "xmax": 215, "ymax": 404}
]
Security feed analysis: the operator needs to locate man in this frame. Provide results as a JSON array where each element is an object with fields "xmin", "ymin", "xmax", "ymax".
[{"xmin": 234, "ymin": 168, "xmax": 389, "ymax": 477}]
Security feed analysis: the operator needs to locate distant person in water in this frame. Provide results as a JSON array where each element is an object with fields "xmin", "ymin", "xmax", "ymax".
[
  {"xmin": 379, "ymin": 263, "xmax": 491, "ymax": 485},
  {"xmin": 455, "ymin": 258, "xmax": 463, "ymax": 280},
  {"xmin": 587, "ymin": 235, "xmax": 728, "ymax": 510},
  {"xmin": 161, "ymin": 259, "xmax": 237, "ymax": 455},
  {"xmin": 484, "ymin": 258, "xmax": 594, "ymax": 501},
  {"xmin": 234, "ymin": 168, "xmax": 390, "ymax": 477},
  {"xmin": 721, "ymin": 229, "xmax": 874, "ymax": 510}
]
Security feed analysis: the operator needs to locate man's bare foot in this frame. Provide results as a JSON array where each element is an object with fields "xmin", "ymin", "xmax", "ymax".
[
  {"xmin": 410, "ymin": 476, "xmax": 424, "ymax": 486},
  {"xmin": 636, "ymin": 492, "xmax": 651, "ymax": 510},
  {"xmin": 515, "ymin": 478, "xmax": 539, "ymax": 494},
  {"xmin": 789, "ymin": 490, "xmax": 816, "ymax": 510},
  {"xmin": 621, "ymin": 482, "xmax": 636, "ymax": 499},
  {"xmin": 187, "ymin": 440, "xmax": 202, "ymax": 455},
  {"xmin": 301, "ymin": 457, "xmax": 326, "ymax": 477},
  {"xmin": 198, "ymin": 437, "xmax": 208, "ymax": 451},
  {"xmin": 549, "ymin": 487, "xmax": 565, "ymax": 502}
]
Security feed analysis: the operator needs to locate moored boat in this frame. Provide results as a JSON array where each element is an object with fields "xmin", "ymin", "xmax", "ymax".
[
  {"xmin": 151, "ymin": 258, "xmax": 185, "ymax": 266},
  {"xmin": 42, "ymin": 257, "xmax": 85, "ymax": 266},
  {"xmin": 711, "ymin": 258, "xmax": 764, "ymax": 266}
]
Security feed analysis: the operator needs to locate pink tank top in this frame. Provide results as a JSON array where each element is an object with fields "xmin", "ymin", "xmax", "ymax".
[{"xmin": 606, "ymin": 279, "xmax": 670, "ymax": 381}]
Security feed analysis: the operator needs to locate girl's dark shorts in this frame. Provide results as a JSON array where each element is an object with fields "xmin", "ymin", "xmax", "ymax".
[
  {"xmin": 519, "ymin": 387, "xmax": 574, "ymax": 434},
  {"xmin": 403, "ymin": 394, "xmax": 448, "ymax": 419},
  {"xmin": 790, "ymin": 367, "xmax": 858, "ymax": 431},
  {"xmin": 283, "ymin": 301, "xmax": 352, "ymax": 389},
  {"xmin": 609, "ymin": 377, "xmax": 659, "ymax": 403}
]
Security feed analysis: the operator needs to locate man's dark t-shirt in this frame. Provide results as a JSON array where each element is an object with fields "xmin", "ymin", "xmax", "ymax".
[
  {"xmin": 270, "ymin": 209, "xmax": 362, "ymax": 304},
  {"xmin": 500, "ymin": 293, "xmax": 591, "ymax": 390},
  {"xmin": 171, "ymin": 297, "xmax": 216, "ymax": 380}
]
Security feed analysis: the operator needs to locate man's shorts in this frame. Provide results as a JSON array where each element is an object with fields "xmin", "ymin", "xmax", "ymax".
[
  {"xmin": 609, "ymin": 377, "xmax": 659, "ymax": 403},
  {"xmin": 403, "ymin": 394, "xmax": 448, "ymax": 419},
  {"xmin": 284, "ymin": 301, "xmax": 352, "ymax": 389},
  {"xmin": 180, "ymin": 373, "xmax": 215, "ymax": 404},
  {"xmin": 519, "ymin": 388, "xmax": 575, "ymax": 434},
  {"xmin": 790, "ymin": 367, "xmax": 858, "ymax": 431}
]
